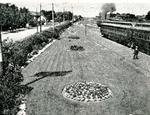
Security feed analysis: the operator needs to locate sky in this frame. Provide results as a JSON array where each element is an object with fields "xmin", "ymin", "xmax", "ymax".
[{"xmin": 1, "ymin": 0, "xmax": 150, "ymax": 17}]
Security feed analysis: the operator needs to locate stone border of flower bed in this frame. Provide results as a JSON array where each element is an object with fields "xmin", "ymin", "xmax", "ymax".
[{"xmin": 62, "ymin": 81, "xmax": 112, "ymax": 103}]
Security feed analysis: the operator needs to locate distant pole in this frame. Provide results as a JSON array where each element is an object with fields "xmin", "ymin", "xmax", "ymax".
[
  {"xmin": 0, "ymin": 25, "xmax": 3, "ymax": 77},
  {"xmin": 85, "ymin": 24, "xmax": 87, "ymax": 36},
  {"xmin": 36, "ymin": 8, "xmax": 38, "ymax": 33},
  {"xmin": 63, "ymin": 8, "xmax": 65, "ymax": 22},
  {"xmin": 40, "ymin": 3, "xmax": 42, "ymax": 32},
  {"xmin": 71, "ymin": 5, "xmax": 73, "ymax": 20},
  {"xmin": 52, "ymin": 3, "xmax": 55, "ymax": 32}
]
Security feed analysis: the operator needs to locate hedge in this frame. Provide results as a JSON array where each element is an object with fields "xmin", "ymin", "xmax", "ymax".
[{"xmin": 0, "ymin": 21, "xmax": 73, "ymax": 114}]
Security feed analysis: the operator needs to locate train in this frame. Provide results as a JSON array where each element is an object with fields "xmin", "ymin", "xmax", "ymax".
[{"xmin": 97, "ymin": 20, "xmax": 150, "ymax": 55}]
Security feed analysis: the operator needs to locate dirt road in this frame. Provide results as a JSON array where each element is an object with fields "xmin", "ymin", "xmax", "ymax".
[
  {"xmin": 22, "ymin": 20, "xmax": 150, "ymax": 115},
  {"xmin": 2, "ymin": 25, "xmax": 49, "ymax": 42}
]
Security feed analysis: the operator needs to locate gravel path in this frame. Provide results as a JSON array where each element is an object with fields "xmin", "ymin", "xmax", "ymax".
[{"xmin": 22, "ymin": 20, "xmax": 150, "ymax": 115}]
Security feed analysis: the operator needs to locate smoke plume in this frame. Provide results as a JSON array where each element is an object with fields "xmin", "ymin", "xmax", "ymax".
[{"xmin": 101, "ymin": 3, "xmax": 116, "ymax": 19}]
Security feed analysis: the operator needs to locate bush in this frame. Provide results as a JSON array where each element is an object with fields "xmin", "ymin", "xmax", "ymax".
[
  {"xmin": 0, "ymin": 65, "xmax": 32, "ymax": 115},
  {"xmin": 0, "ymin": 20, "xmax": 75, "ymax": 114}
]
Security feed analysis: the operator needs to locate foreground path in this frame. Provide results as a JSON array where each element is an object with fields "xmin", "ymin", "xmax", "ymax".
[{"xmin": 22, "ymin": 21, "xmax": 150, "ymax": 115}]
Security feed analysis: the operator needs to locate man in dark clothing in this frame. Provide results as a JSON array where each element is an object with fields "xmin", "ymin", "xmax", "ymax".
[{"xmin": 133, "ymin": 46, "xmax": 139, "ymax": 59}]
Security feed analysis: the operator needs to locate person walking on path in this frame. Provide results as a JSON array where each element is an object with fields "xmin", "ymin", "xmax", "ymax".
[{"xmin": 133, "ymin": 45, "xmax": 139, "ymax": 59}]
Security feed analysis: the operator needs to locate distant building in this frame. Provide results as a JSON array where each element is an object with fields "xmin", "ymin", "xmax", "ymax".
[
  {"xmin": 30, "ymin": 11, "xmax": 47, "ymax": 25},
  {"xmin": 37, "ymin": 15, "xmax": 46, "ymax": 22},
  {"xmin": 30, "ymin": 11, "xmax": 40, "ymax": 20}
]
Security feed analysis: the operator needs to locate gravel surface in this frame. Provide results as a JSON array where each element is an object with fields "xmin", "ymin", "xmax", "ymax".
[{"xmin": 22, "ymin": 20, "xmax": 150, "ymax": 115}]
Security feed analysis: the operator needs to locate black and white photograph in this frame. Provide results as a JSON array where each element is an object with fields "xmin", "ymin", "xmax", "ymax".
[{"xmin": 0, "ymin": 0, "xmax": 150, "ymax": 115}]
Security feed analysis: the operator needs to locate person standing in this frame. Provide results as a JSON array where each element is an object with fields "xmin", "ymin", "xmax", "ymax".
[{"xmin": 133, "ymin": 45, "xmax": 139, "ymax": 59}]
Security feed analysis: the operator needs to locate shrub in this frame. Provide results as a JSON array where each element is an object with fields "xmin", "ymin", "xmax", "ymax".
[
  {"xmin": 0, "ymin": 65, "xmax": 32, "ymax": 115},
  {"xmin": 0, "ymin": 20, "xmax": 75, "ymax": 114}
]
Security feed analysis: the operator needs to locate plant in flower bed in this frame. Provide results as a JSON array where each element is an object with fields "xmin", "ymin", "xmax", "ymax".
[
  {"xmin": 70, "ymin": 45, "xmax": 85, "ymax": 51},
  {"xmin": 62, "ymin": 81, "xmax": 112, "ymax": 102}
]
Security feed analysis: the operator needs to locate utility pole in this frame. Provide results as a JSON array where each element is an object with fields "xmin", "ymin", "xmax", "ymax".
[
  {"xmin": 40, "ymin": 3, "xmax": 42, "ymax": 32},
  {"xmin": 71, "ymin": 5, "xmax": 73, "ymax": 20},
  {"xmin": 63, "ymin": 1, "xmax": 66, "ymax": 22},
  {"xmin": 63, "ymin": 8, "xmax": 65, "ymax": 22},
  {"xmin": 52, "ymin": 3, "xmax": 55, "ymax": 32},
  {"xmin": 85, "ymin": 24, "xmax": 87, "ymax": 36},
  {"xmin": 36, "ymin": 8, "xmax": 38, "ymax": 33},
  {"xmin": 0, "ymin": 25, "xmax": 3, "ymax": 77}
]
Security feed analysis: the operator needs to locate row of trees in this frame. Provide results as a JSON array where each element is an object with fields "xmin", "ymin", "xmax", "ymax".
[
  {"xmin": 0, "ymin": 3, "xmax": 32, "ymax": 31},
  {"xmin": 100, "ymin": 11, "xmax": 150, "ymax": 22},
  {"xmin": 110, "ymin": 13, "xmax": 137, "ymax": 22},
  {"xmin": 0, "ymin": 3, "xmax": 82, "ymax": 31},
  {"xmin": 41, "ymin": 10, "xmax": 73, "ymax": 22}
]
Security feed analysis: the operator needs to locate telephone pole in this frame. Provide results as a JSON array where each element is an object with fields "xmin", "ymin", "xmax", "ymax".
[
  {"xmin": 71, "ymin": 5, "xmax": 73, "ymax": 20},
  {"xmin": 63, "ymin": 8, "xmax": 65, "ymax": 22},
  {"xmin": 0, "ymin": 25, "xmax": 3, "ymax": 77},
  {"xmin": 52, "ymin": 3, "xmax": 55, "ymax": 32},
  {"xmin": 36, "ymin": 8, "xmax": 38, "ymax": 33},
  {"xmin": 85, "ymin": 24, "xmax": 87, "ymax": 36},
  {"xmin": 40, "ymin": 3, "xmax": 42, "ymax": 32}
]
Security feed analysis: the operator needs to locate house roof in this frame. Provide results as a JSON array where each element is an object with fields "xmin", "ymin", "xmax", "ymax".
[{"xmin": 30, "ymin": 11, "xmax": 40, "ymax": 16}]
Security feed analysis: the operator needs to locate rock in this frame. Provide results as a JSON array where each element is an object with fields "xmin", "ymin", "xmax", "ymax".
[
  {"xmin": 19, "ymin": 103, "xmax": 26, "ymax": 111},
  {"xmin": 17, "ymin": 110, "xmax": 26, "ymax": 115}
]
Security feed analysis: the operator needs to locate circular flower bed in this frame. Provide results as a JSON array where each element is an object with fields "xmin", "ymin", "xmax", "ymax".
[
  {"xmin": 70, "ymin": 45, "xmax": 84, "ymax": 51},
  {"xmin": 62, "ymin": 81, "xmax": 112, "ymax": 102}
]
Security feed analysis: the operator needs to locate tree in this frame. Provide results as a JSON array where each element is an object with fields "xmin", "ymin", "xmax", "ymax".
[
  {"xmin": 0, "ymin": 3, "xmax": 32, "ymax": 31},
  {"xmin": 145, "ymin": 11, "xmax": 150, "ymax": 20},
  {"xmin": 41, "ymin": 10, "xmax": 56, "ymax": 22},
  {"xmin": 120, "ymin": 13, "xmax": 137, "ymax": 21},
  {"xmin": 63, "ymin": 11, "xmax": 73, "ymax": 20},
  {"xmin": 55, "ymin": 12, "xmax": 63, "ymax": 22}
]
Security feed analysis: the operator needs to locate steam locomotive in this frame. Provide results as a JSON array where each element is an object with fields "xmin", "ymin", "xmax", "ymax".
[{"xmin": 97, "ymin": 20, "xmax": 150, "ymax": 55}]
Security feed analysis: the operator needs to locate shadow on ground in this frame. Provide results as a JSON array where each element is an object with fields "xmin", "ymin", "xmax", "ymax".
[
  {"xmin": 68, "ymin": 36, "xmax": 80, "ymax": 39},
  {"xmin": 25, "ymin": 70, "xmax": 72, "ymax": 86}
]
